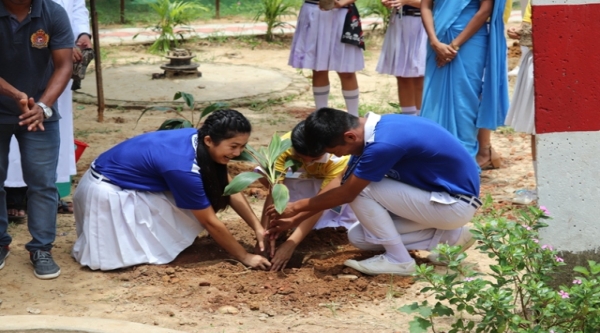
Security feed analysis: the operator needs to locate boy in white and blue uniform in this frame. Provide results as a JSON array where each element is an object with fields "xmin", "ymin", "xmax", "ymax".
[{"xmin": 267, "ymin": 108, "xmax": 481, "ymax": 275}]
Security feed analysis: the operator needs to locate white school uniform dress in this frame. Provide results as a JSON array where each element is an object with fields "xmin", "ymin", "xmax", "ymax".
[
  {"xmin": 505, "ymin": 48, "xmax": 535, "ymax": 134},
  {"xmin": 288, "ymin": 1, "xmax": 364, "ymax": 73},
  {"xmin": 5, "ymin": 0, "xmax": 90, "ymax": 187},
  {"xmin": 72, "ymin": 129, "xmax": 206, "ymax": 271},
  {"xmin": 376, "ymin": 7, "xmax": 427, "ymax": 77}
]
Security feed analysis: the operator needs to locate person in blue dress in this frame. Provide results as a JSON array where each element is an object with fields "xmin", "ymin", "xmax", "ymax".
[
  {"xmin": 420, "ymin": 0, "xmax": 509, "ymax": 170},
  {"xmin": 71, "ymin": 109, "xmax": 271, "ymax": 271},
  {"xmin": 266, "ymin": 108, "xmax": 481, "ymax": 276}
]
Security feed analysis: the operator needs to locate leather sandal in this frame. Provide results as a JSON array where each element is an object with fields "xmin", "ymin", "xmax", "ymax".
[{"xmin": 478, "ymin": 146, "xmax": 501, "ymax": 170}]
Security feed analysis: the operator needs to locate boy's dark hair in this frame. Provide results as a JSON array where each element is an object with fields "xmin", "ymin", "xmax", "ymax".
[
  {"xmin": 304, "ymin": 108, "xmax": 359, "ymax": 151},
  {"xmin": 291, "ymin": 120, "xmax": 323, "ymax": 157},
  {"xmin": 197, "ymin": 109, "xmax": 251, "ymax": 211}
]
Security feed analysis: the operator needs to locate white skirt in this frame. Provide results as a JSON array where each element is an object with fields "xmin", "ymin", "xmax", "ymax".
[
  {"xmin": 6, "ymin": 81, "xmax": 76, "ymax": 187},
  {"xmin": 72, "ymin": 169, "xmax": 204, "ymax": 271},
  {"xmin": 288, "ymin": 3, "xmax": 364, "ymax": 73},
  {"xmin": 285, "ymin": 177, "xmax": 357, "ymax": 229},
  {"xmin": 376, "ymin": 15, "xmax": 427, "ymax": 77},
  {"xmin": 505, "ymin": 48, "xmax": 535, "ymax": 134}
]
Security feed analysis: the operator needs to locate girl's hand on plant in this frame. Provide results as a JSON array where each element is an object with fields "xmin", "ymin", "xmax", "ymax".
[
  {"xmin": 242, "ymin": 253, "xmax": 271, "ymax": 270},
  {"xmin": 254, "ymin": 227, "xmax": 267, "ymax": 254},
  {"xmin": 266, "ymin": 216, "xmax": 298, "ymax": 238},
  {"xmin": 270, "ymin": 240, "xmax": 297, "ymax": 271}
]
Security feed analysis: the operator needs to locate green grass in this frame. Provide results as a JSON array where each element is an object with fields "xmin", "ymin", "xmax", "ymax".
[{"xmin": 94, "ymin": 0, "xmax": 304, "ymax": 25}]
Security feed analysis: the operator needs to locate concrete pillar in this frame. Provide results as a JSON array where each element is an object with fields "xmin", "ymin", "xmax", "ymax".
[{"xmin": 533, "ymin": 0, "xmax": 600, "ymax": 283}]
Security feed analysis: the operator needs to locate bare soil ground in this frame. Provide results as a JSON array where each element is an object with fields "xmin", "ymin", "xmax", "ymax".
[{"xmin": 0, "ymin": 23, "xmax": 535, "ymax": 333}]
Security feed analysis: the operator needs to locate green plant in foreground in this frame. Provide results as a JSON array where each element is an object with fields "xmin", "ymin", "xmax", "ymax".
[
  {"xmin": 401, "ymin": 205, "xmax": 600, "ymax": 333},
  {"xmin": 136, "ymin": 91, "xmax": 227, "ymax": 129},
  {"xmin": 254, "ymin": 0, "xmax": 295, "ymax": 42},
  {"xmin": 145, "ymin": 0, "xmax": 207, "ymax": 54},
  {"xmin": 223, "ymin": 134, "xmax": 292, "ymax": 214}
]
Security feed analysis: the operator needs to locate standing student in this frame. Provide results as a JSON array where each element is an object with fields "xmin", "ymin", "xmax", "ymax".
[
  {"xmin": 258, "ymin": 121, "xmax": 357, "ymax": 271},
  {"xmin": 288, "ymin": 0, "xmax": 364, "ymax": 116},
  {"xmin": 266, "ymin": 108, "xmax": 481, "ymax": 276},
  {"xmin": 376, "ymin": 0, "xmax": 426, "ymax": 115},
  {"xmin": 0, "ymin": 0, "xmax": 74, "ymax": 278},
  {"xmin": 505, "ymin": 2, "xmax": 536, "ymax": 203},
  {"xmin": 5, "ymin": 0, "xmax": 92, "ymax": 220},
  {"xmin": 420, "ymin": 0, "xmax": 509, "ymax": 170},
  {"xmin": 72, "ymin": 110, "xmax": 271, "ymax": 271}
]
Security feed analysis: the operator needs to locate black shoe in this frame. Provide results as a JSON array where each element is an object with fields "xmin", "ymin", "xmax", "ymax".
[
  {"xmin": 30, "ymin": 250, "xmax": 61, "ymax": 279},
  {"xmin": 0, "ymin": 246, "xmax": 9, "ymax": 270}
]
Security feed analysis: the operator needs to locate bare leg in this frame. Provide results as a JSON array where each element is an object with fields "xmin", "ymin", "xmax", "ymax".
[
  {"xmin": 476, "ymin": 128, "xmax": 501, "ymax": 169},
  {"xmin": 312, "ymin": 70, "xmax": 330, "ymax": 87},
  {"xmin": 337, "ymin": 72, "xmax": 358, "ymax": 91},
  {"xmin": 397, "ymin": 77, "xmax": 425, "ymax": 114}
]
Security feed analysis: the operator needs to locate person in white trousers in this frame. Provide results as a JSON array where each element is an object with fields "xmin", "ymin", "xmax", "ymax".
[
  {"xmin": 5, "ymin": 0, "xmax": 91, "ymax": 219},
  {"xmin": 266, "ymin": 108, "xmax": 481, "ymax": 276}
]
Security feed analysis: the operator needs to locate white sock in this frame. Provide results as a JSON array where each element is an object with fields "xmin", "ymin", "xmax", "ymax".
[
  {"xmin": 401, "ymin": 106, "xmax": 418, "ymax": 116},
  {"xmin": 383, "ymin": 242, "xmax": 413, "ymax": 264},
  {"xmin": 313, "ymin": 85, "xmax": 330, "ymax": 109},
  {"xmin": 342, "ymin": 88, "xmax": 360, "ymax": 116}
]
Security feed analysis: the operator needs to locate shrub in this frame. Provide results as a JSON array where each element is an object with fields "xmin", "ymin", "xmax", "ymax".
[{"xmin": 401, "ymin": 202, "xmax": 600, "ymax": 333}]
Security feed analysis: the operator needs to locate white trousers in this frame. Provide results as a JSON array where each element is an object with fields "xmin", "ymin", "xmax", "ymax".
[{"xmin": 348, "ymin": 178, "xmax": 477, "ymax": 251}]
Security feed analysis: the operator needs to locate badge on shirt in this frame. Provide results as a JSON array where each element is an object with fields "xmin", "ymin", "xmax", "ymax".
[{"xmin": 31, "ymin": 29, "xmax": 50, "ymax": 49}]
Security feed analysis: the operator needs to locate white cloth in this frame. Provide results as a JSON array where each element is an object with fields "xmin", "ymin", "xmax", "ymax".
[
  {"xmin": 5, "ymin": 0, "xmax": 90, "ymax": 187},
  {"xmin": 72, "ymin": 170, "xmax": 204, "ymax": 270},
  {"xmin": 284, "ymin": 177, "xmax": 357, "ymax": 230},
  {"xmin": 347, "ymin": 177, "xmax": 476, "ymax": 251},
  {"xmin": 288, "ymin": 3, "xmax": 364, "ymax": 73},
  {"xmin": 376, "ymin": 15, "xmax": 427, "ymax": 77},
  {"xmin": 505, "ymin": 48, "xmax": 535, "ymax": 134}
]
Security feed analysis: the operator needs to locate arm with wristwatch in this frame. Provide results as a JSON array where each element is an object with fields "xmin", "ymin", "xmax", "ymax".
[{"xmin": 17, "ymin": 47, "xmax": 72, "ymax": 132}]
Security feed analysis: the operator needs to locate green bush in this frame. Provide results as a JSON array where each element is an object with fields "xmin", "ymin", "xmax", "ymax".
[{"xmin": 401, "ymin": 203, "xmax": 600, "ymax": 333}]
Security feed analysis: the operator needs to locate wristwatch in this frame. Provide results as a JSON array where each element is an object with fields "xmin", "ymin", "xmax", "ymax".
[{"xmin": 36, "ymin": 102, "xmax": 53, "ymax": 119}]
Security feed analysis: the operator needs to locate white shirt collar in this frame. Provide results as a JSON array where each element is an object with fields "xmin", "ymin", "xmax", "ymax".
[{"xmin": 363, "ymin": 112, "xmax": 381, "ymax": 145}]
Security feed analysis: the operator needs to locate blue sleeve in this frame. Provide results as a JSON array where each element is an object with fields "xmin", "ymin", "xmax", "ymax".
[
  {"xmin": 353, "ymin": 142, "xmax": 406, "ymax": 182},
  {"xmin": 163, "ymin": 170, "xmax": 211, "ymax": 210},
  {"xmin": 49, "ymin": 4, "xmax": 74, "ymax": 50}
]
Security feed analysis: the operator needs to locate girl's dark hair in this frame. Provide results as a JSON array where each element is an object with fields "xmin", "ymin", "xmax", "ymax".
[
  {"xmin": 196, "ymin": 109, "xmax": 251, "ymax": 212},
  {"xmin": 291, "ymin": 120, "xmax": 323, "ymax": 157}
]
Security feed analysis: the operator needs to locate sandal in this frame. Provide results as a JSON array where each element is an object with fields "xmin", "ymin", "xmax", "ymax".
[
  {"xmin": 6, "ymin": 187, "xmax": 27, "ymax": 223},
  {"xmin": 57, "ymin": 200, "xmax": 74, "ymax": 214},
  {"xmin": 478, "ymin": 145, "xmax": 501, "ymax": 170}
]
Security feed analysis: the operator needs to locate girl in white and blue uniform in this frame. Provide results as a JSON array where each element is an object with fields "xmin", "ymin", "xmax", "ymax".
[
  {"xmin": 72, "ymin": 110, "xmax": 271, "ymax": 271},
  {"xmin": 376, "ymin": 0, "xmax": 426, "ymax": 115},
  {"xmin": 288, "ymin": 0, "xmax": 364, "ymax": 116}
]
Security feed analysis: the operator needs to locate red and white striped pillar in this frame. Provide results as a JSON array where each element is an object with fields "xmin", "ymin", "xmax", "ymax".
[{"xmin": 533, "ymin": 0, "xmax": 600, "ymax": 275}]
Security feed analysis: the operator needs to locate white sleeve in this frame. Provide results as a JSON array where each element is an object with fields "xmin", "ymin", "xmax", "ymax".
[{"xmin": 70, "ymin": 0, "xmax": 91, "ymax": 42}]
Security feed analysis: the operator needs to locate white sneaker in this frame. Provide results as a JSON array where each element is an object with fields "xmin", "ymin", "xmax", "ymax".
[
  {"xmin": 344, "ymin": 255, "xmax": 416, "ymax": 276},
  {"xmin": 508, "ymin": 66, "xmax": 520, "ymax": 77},
  {"xmin": 427, "ymin": 227, "xmax": 476, "ymax": 266}
]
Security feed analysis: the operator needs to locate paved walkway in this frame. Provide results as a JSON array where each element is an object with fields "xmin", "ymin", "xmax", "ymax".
[{"xmin": 97, "ymin": 11, "xmax": 523, "ymax": 46}]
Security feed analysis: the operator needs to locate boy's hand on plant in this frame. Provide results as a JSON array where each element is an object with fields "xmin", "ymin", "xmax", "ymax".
[
  {"xmin": 270, "ymin": 240, "xmax": 297, "ymax": 271},
  {"xmin": 266, "ymin": 217, "xmax": 299, "ymax": 238},
  {"xmin": 242, "ymin": 253, "xmax": 271, "ymax": 270}
]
